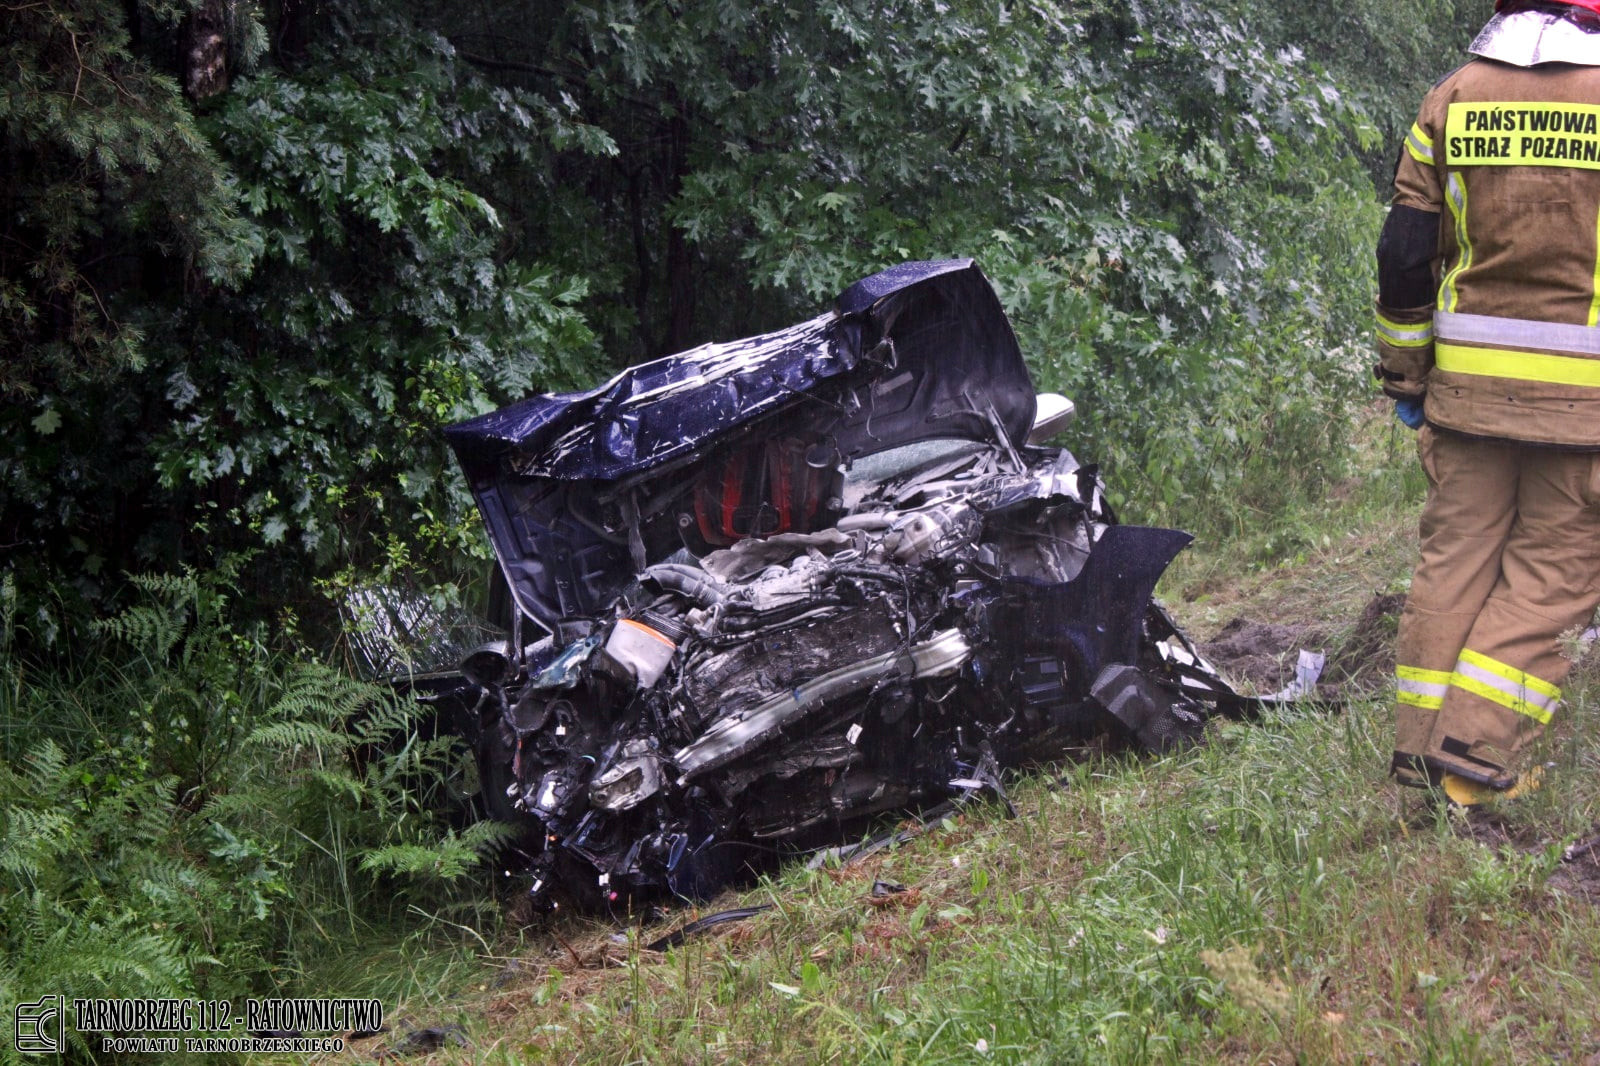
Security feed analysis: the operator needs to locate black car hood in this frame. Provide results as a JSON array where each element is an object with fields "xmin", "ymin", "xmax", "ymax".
[{"xmin": 446, "ymin": 259, "xmax": 1036, "ymax": 633}]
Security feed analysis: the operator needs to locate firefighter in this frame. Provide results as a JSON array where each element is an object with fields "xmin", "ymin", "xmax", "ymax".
[{"xmin": 1378, "ymin": 0, "xmax": 1600, "ymax": 805}]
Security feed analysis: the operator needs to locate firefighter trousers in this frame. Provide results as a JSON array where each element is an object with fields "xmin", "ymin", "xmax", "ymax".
[{"xmin": 1393, "ymin": 426, "xmax": 1600, "ymax": 786}]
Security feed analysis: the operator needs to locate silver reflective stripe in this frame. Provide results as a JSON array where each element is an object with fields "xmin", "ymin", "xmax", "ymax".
[
  {"xmin": 1435, "ymin": 310, "xmax": 1600, "ymax": 356},
  {"xmin": 1452, "ymin": 655, "xmax": 1561, "ymax": 715},
  {"xmin": 1396, "ymin": 676, "xmax": 1448, "ymax": 702}
]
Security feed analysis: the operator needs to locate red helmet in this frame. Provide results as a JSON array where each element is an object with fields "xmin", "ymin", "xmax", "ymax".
[{"xmin": 1497, "ymin": 0, "xmax": 1600, "ymax": 12}]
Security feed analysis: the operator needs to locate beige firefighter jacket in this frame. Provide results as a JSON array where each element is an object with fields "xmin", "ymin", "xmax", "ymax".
[{"xmin": 1379, "ymin": 58, "xmax": 1600, "ymax": 446}]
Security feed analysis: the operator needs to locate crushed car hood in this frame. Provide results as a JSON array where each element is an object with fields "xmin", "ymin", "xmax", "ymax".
[{"xmin": 446, "ymin": 259, "xmax": 1037, "ymax": 633}]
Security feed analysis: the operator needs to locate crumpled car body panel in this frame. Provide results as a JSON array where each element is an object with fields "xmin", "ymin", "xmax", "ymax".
[
  {"xmin": 427, "ymin": 260, "xmax": 1244, "ymax": 912},
  {"xmin": 444, "ymin": 259, "xmax": 1036, "ymax": 632}
]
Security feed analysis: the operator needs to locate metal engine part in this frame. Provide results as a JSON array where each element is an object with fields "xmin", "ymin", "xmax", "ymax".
[{"xmin": 416, "ymin": 260, "xmax": 1267, "ymax": 914}]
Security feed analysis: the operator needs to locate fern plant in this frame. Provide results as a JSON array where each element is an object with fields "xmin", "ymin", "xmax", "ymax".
[{"xmin": 0, "ymin": 565, "xmax": 506, "ymax": 1055}]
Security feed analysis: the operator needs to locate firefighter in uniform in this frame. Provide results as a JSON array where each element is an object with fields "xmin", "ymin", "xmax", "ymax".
[{"xmin": 1379, "ymin": 0, "xmax": 1600, "ymax": 804}]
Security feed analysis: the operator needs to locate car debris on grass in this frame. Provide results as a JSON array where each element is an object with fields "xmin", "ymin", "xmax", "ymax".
[{"xmin": 402, "ymin": 260, "xmax": 1298, "ymax": 914}]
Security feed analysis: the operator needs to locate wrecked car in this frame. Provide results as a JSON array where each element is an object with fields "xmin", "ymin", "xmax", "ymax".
[{"xmin": 424, "ymin": 259, "xmax": 1249, "ymax": 911}]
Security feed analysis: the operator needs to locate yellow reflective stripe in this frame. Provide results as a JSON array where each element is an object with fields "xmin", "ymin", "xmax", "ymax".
[
  {"xmin": 1396, "ymin": 664, "xmax": 1448, "ymax": 710},
  {"xmin": 1590, "ymin": 207, "xmax": 1600, "ymax": 327},
  {"xmin": 1440, "ymin": 173, "xmax": 1471, "ymax": 312},
  {"xmin": 1407, "ymin": 122, "xmax": 1435, "ymax": 165},
  {"xmin": 1448, "ymin": 649, "xmax": 1560, "ymax": 725},
  {"xmin": 1396, "ymin": 665, "xmax": 1448, "ymax": 710},
  {"xmin": 1436, "ymin": 342, "xmax": 1600, "ymax": 388},
  {"xmin": 1445, "ymin": 102, "xmax": 1600, "ymax": 170},
  {"xmin": 1458, "ymin": 649, "xmax": 1561, "ymax": 700},
  {"xmin": 1397, "ymin": 690, "xmax": 1444, "ymax": 710},
  {"xmin": 1375, "ymin": 313, "xmax": 1433, "ymax": 348},
  {"xmin": 1448, "ymin": 672, "xmax": 1556, "ymax": 725}
]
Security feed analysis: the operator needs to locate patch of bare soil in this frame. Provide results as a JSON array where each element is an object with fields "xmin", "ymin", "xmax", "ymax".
[
  {"xmin": 1198, "ymin": 617, "xmax": 1328, "ymax": 695},
  {"xmin": 1447, "ymin": 811, "xmax": 1600, "ymax": 904},
  {"xmin": 1325, "ymin": 592, "xmax": 1406, "ymax": 686},
  {"xmin": 1451, "ymin": 809, "xmax": 1542, "ymax": 850},
  {"xmin": 1548, "ymin": 831, "xmax": 1600, "ymax": 903},
  {"xmin": 1197, "ymin": 592, "xmax": 1405, "ymax": 699}
]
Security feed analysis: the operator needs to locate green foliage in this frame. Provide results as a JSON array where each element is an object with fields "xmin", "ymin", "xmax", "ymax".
[
  {"xmin": 2, "ymin": 0, "xmax": 1483, "ymax": 639},
  {"xmin": 0, "ymin": 567, "xmax": 504, "ymax": 1049},
  {"xmin": 143, "ymin": 16, "xmax": 605, "ymax": 587},
  {"xmin": 1, "ymin": 0, "xmax": 610, "ymax": 634},
  {"xmin": 1260, "ymin": 0, "xmax": 1478, "ymax": 190},
  {"xmin": 0, "ymin": 0, "xmax": 255, "ymax": 397}
]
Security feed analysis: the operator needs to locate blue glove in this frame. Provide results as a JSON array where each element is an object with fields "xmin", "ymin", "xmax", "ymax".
[{"xmin": 1394, "ymin": 396, "xmax": 1424, "ymax": 430}]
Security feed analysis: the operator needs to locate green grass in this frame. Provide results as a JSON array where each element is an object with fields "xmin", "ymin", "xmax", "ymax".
[
  {"xmin": 391, "ymin": 698, "xmax": 1597, "ymax": 1065},
  {"xmin": 307, "ymin": 406, "xmax": 1600, "ymax": 1065}
]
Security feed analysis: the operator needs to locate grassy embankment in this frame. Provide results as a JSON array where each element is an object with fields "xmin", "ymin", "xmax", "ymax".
[{"xmin": 296, "ymin": 403, "xmax": 1600, "ymax": 1065}]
